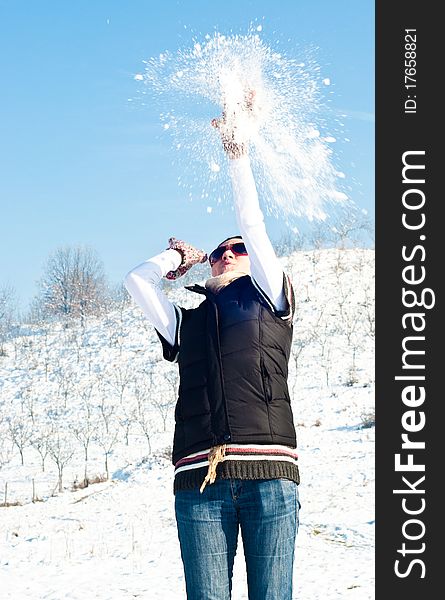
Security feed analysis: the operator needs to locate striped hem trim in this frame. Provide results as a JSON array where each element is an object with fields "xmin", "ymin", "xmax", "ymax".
[{"xmin": 174, "ymin": 444, "xmax": 298, "ymax": 476}]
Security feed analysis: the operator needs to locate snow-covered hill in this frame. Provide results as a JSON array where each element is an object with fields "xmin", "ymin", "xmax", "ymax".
[{"xmin": 0, "ymin": 248, "xmax": 375, "ymax": 599}]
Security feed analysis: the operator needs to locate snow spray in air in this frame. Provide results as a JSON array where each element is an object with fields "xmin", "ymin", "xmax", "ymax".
[{"xmin": 137, "ymin": 28, "xmax": 348, "ymax": 223}]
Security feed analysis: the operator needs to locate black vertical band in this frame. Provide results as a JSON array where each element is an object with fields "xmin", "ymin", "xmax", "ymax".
[{"xmin": 376, "ymin": 1, "xmax": 440, "ymax": 596}]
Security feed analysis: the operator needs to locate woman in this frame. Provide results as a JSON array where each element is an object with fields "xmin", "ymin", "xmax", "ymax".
[{"xmin": 124, "ymin": 105, "xmax": 300, "ymax": 600}]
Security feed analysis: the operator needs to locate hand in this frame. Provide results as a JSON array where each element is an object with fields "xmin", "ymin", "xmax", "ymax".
[
  {"xmin": 165, "ymin": 237, "xmax": 208, "ymax": 280},
  {"xmin": 212, "ymin": 90, "xmax": 256, "ymax": 159}
]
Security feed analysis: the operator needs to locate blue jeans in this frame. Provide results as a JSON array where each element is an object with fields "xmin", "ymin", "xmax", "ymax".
[{"xmin": 175, "ymin": 478, "xmax": 300, "ymax": 600}]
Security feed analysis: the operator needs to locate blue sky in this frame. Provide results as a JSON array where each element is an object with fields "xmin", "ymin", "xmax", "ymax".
[{"xmin": 0, "ymin": 0, "xmax": 374, "ymax": 310}]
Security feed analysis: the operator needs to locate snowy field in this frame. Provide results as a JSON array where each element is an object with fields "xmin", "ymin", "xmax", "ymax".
[{"xmin": 0, "ymin": 248, "xmax": 375, "ymax": 599}]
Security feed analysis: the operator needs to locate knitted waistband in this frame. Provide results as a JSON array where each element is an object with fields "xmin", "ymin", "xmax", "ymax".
[{"xmin": 173, "ymin": 459, "xmax": 300, "ymax": 494}]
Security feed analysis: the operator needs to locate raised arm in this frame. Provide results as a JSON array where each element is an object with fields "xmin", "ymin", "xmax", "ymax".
[
  {"xmin": 124, "ymin": 249, "xmax": 181, "ymax": 346},
  {"xmin": 213, "ymin": 92, "xmax": 289, "ymax": 312},
  {"xmin": 124, "ymin": 239, "xmax": 208, "ymax": 347},
  {"xmin": 229, "ymin": 157, "xmax": 287, "ymax": 312}
]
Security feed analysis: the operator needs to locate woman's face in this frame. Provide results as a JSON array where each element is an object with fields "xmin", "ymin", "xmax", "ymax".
[{"xmin": 210, "ymin": 238, "xmax": 251, "ymax": 277}]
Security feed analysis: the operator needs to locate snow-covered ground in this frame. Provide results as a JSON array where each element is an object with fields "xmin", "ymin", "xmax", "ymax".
[{"xmin": 0, "ymin": 248, "xmax": 375, "ymax": 599}]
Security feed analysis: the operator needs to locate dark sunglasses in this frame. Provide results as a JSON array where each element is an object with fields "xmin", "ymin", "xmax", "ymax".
[{"xmin": 209, "ymin": 242, "xmax": 248, "ymax": 266}]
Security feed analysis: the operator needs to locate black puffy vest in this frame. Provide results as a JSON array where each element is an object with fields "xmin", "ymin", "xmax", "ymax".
[{"xmin": 160, "ymin": 275, "xmax": 297, "ymax": 465}]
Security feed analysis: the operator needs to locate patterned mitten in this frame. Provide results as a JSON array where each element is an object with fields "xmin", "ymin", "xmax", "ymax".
[
  {"xmin": 211, "ymin": 90, "xmax": 256, "ymax": 159},
  {"xmin": 165, "ymin": 237, "xmax": 208, "ymax": 280}
]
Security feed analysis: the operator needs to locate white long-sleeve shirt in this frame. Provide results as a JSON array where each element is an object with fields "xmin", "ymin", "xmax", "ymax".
[{"xmin": 124, "ymin": 156, "xmax": 289, "ymax": 346}]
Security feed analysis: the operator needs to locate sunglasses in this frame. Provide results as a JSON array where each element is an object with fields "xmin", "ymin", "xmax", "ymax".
[{"xmin": 209, "ymin": 242, "xmax": 248, "ymax": 266}]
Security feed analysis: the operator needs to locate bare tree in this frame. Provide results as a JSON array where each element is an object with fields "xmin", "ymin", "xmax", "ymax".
[
  {"xmin": 54, "ymin": 368, "xmax": 75, "ymax": 410},
  {"xmin": 362, "ymin": 283, "xmax": 375, "ymax": 341},
  {"xmin": 72, "ymin": 384, "xmax": 97, "ymax": 486},
  {"xmin": 106, "ymin": 364, "xmax": 134, "ymax": 404},
  {"xmin": 23, "ymin": 386, "xmax": 38, "ymax": 425},
  {"xmin": 48, "ymin": 428, "xmax": 75, "ymax": 493},
  {"xmin": 109, "ymin": 282, "xmax": 132, "ymax": 317},
  {"xmin": 36, "ymin": 245, "xmax": 108, "ymax": 324},
  {"xmin": 107, "ymin": 328, "xmax": 128, "ymax": 357},
  {"xmin": 311, "ymin": 307, "xmax": 338, "ymax": 388},
  {"xmin": 326, "ymin": 208, "xmax": 375, "ymax": 249},
  {"xmin": 94, "ymin": 420, "xmax": 121, "ymax": 480},
  {"xmin": 0, "ymin": 284, "xmax": 17, "ymax": 356},
  {"xmin": 7, "ymin": 413, "xmax": 33, "ymax": 465},
  {"xmin": 290, "ymin": 331, "xmax": 313, "ymax": 394},
  {"xmin": 30, "ymin": 424, "xmax": 52, "ymax": 472},
  {"xmin": 93, "ymin": 374, "xmax": 122, "ymax": 477},
  {"xmin": 336, "ymin": 293, "xmax": 365, "ymax": 385},
  {"xmin": 133, "ymin": 377, "xmax": 155, "ymax": 453},
  {"xmin": 0, "ymin": 409, "xmax": 14, "ymax": 470},
  {"xmin": 155, "ymin": 369, "xmax": 179, "ymax": 432},
  {"xmin": 273, "ymin": 232, "xmax": 306, "ymax": 257}
]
